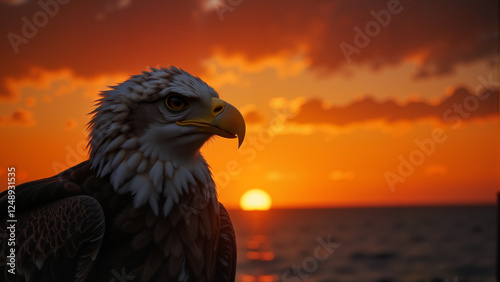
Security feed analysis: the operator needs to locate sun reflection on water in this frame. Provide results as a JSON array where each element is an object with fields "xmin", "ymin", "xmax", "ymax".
[{"xmin": 236, "ymin": 210, "xmax": 279, "ymax": 281}]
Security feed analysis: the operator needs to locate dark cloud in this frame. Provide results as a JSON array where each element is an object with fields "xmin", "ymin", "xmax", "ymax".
[
  {"xmin": 0, "ymin": 0, "xmax": 497, "ymax": 98},
  {"xmin": 291, "ymin": 87, "xmax": 499, "ymax": 126},
  {"xmin": 309, "ymin": 0, "xmax": 498, "ymax": 78},
  {"xmin": 0, "ymin": 108, "xmax": 35, "ymax": 126},
  {"xmin": 0, "ymin": 0, "xmax": 26, "ymax": 5}
]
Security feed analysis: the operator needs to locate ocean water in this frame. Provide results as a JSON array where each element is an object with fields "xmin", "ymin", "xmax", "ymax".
[{"xmin": 229, "ymin": 206, "xmax": 496, "ymax": 282}]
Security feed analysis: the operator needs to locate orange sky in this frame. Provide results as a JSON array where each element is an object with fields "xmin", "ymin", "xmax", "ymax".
[{"xmin": 0, "ymin": 0, "xmax": 498, "ymax": 209}]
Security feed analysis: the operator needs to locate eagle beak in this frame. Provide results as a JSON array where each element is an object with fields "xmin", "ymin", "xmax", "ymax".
[{"xmin": 176, "ymin": 97, "xmax": 246, "ymax": 148}]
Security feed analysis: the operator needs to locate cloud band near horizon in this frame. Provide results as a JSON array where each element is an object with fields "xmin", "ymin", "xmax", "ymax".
[{"xmin": 289, "ymin": 87, "xmax": 498, "ymax": 126}]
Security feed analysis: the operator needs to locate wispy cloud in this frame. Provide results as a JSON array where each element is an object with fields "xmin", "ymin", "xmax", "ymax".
[
  {"xmin": 329, "ymin": 170, "xmax": 355, "ymax": 181},
  {"xmin": 95, "ymin": 0, "xmax": 133, "ymax": 20},
  {"xmin": 244, "ymin": 109, "xmax": 265, "ymax": 124},
  {"xmin": 201, "ymin": 51, "xmax": 310, "ymax": 88},
  {"xmin": 1, "ymin": 68, "xmax": 127, "ymax": 103}
]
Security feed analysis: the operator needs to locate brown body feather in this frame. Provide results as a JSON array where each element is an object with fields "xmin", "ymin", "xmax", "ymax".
[{"xmin": 0, "ymin": 161, "xmax": 236, "ymax": 281}]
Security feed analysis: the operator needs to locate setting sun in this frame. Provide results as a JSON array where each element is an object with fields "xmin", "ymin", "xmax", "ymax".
[{"xmin": 240, "ymin": 189, "xmax": 272, "ymax": 211}]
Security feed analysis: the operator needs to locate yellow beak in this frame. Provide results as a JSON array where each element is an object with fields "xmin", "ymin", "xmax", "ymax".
[{"xmin": 176, "ymin": 97, "xmax": 246, "ymax": 147}]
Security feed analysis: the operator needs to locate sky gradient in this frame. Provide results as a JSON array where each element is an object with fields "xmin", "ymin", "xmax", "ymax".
[{"xmin": 0, "ymin": 0, "xmax": 498, "ymax": 209}]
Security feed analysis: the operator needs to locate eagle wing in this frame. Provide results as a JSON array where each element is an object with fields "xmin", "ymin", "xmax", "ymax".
[
  {"xmin": 213, "ymin": 203, "xmax": 237, "ymax": 281},
  {"xmin": 0, "ymin": 162, "xmax": 105, "ymax": 282}
]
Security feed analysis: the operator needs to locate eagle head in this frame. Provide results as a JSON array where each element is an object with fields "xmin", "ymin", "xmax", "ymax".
[{"xmin": 87, "ymin": 66, "xmax": 245, "ymax": 216}]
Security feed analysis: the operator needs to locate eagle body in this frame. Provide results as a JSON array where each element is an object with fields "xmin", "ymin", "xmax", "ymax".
[{"xmin": 0, "ymin": 67, "xmax": 244, "ymax": 281}]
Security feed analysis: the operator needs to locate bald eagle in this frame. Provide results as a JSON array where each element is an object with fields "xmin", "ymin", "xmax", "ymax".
[{"xmin": 0, "ymin": 67, "xmax": 245, "ymax": 281}]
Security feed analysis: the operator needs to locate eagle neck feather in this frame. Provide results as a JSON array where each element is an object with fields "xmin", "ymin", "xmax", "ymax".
[{"xmin": 90, "ymin": 134, "xmax": 215, "ymax": 217}]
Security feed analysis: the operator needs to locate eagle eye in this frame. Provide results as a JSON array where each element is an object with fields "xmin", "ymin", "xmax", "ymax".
[{"xmin": 165, "ymin": 94, "xmax": 190, "ymax": 112}]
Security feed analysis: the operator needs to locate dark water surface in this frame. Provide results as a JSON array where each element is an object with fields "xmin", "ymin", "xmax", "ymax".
[{"xmin": 230, "ymin": 206, "xmax": 496, "ymax": 282}]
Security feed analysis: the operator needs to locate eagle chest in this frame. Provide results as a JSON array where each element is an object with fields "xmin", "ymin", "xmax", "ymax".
[{"xmin": 94, "ymin": 190, "xmax": 219, "ymax": 281}]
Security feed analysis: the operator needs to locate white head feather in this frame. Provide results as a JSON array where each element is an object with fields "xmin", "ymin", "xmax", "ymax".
[{"xmin": 88, "ymin": 67, "xmax": 218, "ymax": 216}]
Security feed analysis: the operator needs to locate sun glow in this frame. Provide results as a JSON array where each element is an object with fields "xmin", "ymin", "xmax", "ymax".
[{"xmin": 240, "ymin": 189, "xmax": 272, "ymax": 211}]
